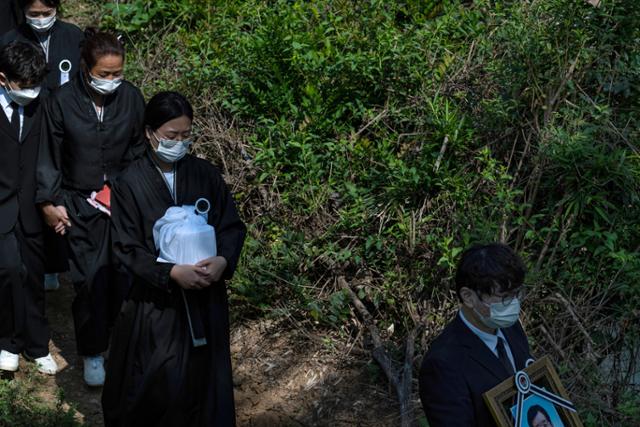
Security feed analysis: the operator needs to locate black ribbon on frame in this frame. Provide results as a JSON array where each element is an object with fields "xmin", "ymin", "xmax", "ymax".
[{"xmin": 513, "ymin": 365, "xmax": 577, "ymax": 427}]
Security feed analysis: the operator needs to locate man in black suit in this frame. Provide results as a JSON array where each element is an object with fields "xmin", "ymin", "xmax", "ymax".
[
  {"xmin": 419, "ymin": 243, "xmax": 532, "ymax": 427},
  {"xmin": 0, "ymin": 0, "xmax": 21, "ymax": 37},
  {"xmin": 0, "ymin": 40, "xmax": 61, "ymax": 374}
]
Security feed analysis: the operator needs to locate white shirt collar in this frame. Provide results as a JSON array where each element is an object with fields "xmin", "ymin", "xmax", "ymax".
[{"xmin": 459, "ymin": 309, "xmax": 507, "ymax": 351}]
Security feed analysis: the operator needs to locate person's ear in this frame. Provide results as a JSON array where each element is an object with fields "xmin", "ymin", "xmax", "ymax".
[
  {"xmin": 0, "ymin": 73, "xmax": 8, "ymax": 88},
  {"xmin": 459, "ymin": 287, "xmax": 476, "ymax": 309},
  {"xmin": 145, "ymin": 127, "xmax": 153, "ymax": 142}
]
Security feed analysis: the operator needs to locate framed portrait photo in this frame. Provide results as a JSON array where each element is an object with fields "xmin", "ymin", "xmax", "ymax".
[{"xmin": 483, "ymin": 356, "xmax": 583, "ymax": 427}]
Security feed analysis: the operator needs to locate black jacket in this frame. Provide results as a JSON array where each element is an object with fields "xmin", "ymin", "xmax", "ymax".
[
  {"xmin": 37, "ymin": 74, "xmax": 146, "ymax": 205},
  {"xmin": 0, "ymin": 95, "xmax": 46, "ymax": 234},
  {"xmin": 0, "ymin": 21, "xmax": 84, "ymax": 95},
  {"xmin": 0, "ymin": 0, "xmax": 21, "ymax": 37},
  {"xmin": 419, "ymin": 314, "xmax": 532, "ymax": 427}
]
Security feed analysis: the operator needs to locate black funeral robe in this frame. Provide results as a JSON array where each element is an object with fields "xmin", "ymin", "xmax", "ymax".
[
  {"xmin": 0, "ymin": 0, "xmax": 21, "ymax": 37},
  {"xmin": 102, "ymin": 150, "xmax": 246, "ymax": 427},
  {"xmin": 0, "ymin": 20, "xmax": 84, "ymax": 96},
  {"xmin": 0, "ymin": 92, "xmax": 49, "ymax": 358},
  {"xmin": 37, "ymin": 74, "xmax": 146, "ymax": 203},
  {"xmin": 36, "ymin": 74, "xmax": 145, "ymax": 356}
]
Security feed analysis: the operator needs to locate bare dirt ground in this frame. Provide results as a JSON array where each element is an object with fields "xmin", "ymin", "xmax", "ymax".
[
  {"xmin": 231, "ymin": 320, "xmax": 402, "ymax": 427},
  {"xmin": 23, "ymin": 277, "xmax": 403, "ymax": 426}
]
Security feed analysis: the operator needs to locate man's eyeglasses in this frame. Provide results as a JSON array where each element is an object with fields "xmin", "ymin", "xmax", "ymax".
[
  {"xmin": 481, "ymin": 288, "xmax": 526, "ymax": 306},
  {"xmin": 498, "ymin": 288, "xmax": 526, "ymax": 306}
]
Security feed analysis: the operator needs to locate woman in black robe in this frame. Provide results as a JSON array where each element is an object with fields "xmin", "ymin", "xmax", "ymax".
[
  {"xmin": 2, "ymin": 0, "xmax": 85, "ymax": 289},
  {"xmin": 102, "ymin": 91, "xmax": 246, "ymax": 426},
  {"xmin": 36, "ymin": 29, "xmax": 145, "ymax": 386},
  {"xmin": 1, "ymin": 0, "xmax": 84, "ymax": 95}
]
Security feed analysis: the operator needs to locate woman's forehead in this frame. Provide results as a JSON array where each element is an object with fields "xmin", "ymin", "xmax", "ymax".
[
  {"xmin": 27, "ymin": 0, "xmax": 54, "ymax": 12},
  {"xmin": 158, "ymin": 116, "xmax": 192, "ymax": 131}
]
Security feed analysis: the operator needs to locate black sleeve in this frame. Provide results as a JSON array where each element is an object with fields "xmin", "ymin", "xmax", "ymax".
[
  {"xmin": 210, "ymin": 168, "xmax": 246, "ymax": 281},
  {"xmin": 0, "ymin": 32, "xmax": 11, "ymax": 47},
  {"xmin": 419, "ymin": 356, "xmax": 476, "ymax": 427},
  {"xmin": 111, "ymin": 177, "xmax": 175, "ymax": 292},
  {"xmin": 122, "ymin": 87, "xmax": 146, "ymax": 165},
  {"xmin": 0, "ymin": 2, "xmax": 20, "ymax": 39},
  {"xmin": 36, "ymin": 96, "xmax": 64, "ymax": 205}
]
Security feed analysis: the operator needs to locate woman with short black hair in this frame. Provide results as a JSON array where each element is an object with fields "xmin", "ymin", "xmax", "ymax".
[
  {"xmin": 37, "ymin": 28, "xmax": 145, "ymax": 387},
  {"xmin": 102, "ymin": 91, "xmax": 246, "ymax": 426},
  {"xmin": 1, "ymin": 0, "xmax": 83, "ymax": 95}
]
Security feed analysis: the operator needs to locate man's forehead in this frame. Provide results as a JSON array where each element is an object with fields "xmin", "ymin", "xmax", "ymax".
[{"xmin": 486, "ymin": 284, "xmax": 522, "ymax": 296}]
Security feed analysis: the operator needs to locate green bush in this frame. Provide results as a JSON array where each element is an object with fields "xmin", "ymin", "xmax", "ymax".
[{"xmin": 104, "ymin": 0, "xmax": 640, "ymax": 423}]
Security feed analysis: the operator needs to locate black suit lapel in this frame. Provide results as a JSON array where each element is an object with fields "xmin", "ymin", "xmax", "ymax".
[
  {"xmin": 20, "ymin": 101, "xmax": 38, "ymax": 142},
  {"xmin": 502, "ymin": 323, "xmax": 530, "ymax": 370},
  {"xmin": 453, "ymin": 315, "xmax": 512, "ymax": 381},
  {"xmin": 0, "ymin": 107, "xmax": 17, "ymax": 142}
]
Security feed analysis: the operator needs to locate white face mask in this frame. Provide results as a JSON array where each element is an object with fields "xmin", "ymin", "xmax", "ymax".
[
  {"xmin": 26, "ymin": 12, "xmax": 57, "ymax": 33},
  {"xmin": 5, "ymin": 82, "xmax": 41, "ymax": 106},
  {"xmin": 89, "ymin": 74, "xmax": 123, "ymax": 95},
  {"xmin": 474, "ymin": 297, "xmax": 521, "ymax": 330},
  {"xmin": 154, "ymin": 132, "xmax": 192, "ymax": 163}
]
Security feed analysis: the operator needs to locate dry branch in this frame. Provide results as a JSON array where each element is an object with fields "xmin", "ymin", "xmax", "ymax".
[
  {"xmin": 338, "ymin": 276, "xmax": 418, "ymax": 427},
  {"xmin": 550, "ymin": 293, "xmax": 599, "ymax": 363}
]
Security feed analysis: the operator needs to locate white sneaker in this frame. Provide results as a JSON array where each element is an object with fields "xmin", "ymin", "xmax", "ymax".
[
  {"xmin": 44, "ymin": 273, "xmax": 60, "ymax": 291},
  {"xmin": 34, "ymin": 353, "xmax": 58, "ymax": 375},
  {"xmin": 83, "ymin": 355, "xmax": 105, "ymax": 387},
  {"xmin": 0, "ymin": 350, "xmax": 19, "ymax": 372}
]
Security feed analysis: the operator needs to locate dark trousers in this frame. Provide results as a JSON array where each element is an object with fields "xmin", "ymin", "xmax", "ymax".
[
  {"xmin": 0, "ymin": 221, "xmax": 49, "ymax": 358},
  {"xmin": 43, "ymin": 226, "xmax": 69, "ymax": 273},
  {"xmin": 65, "ymin": 191, "xmax": 131, "ymax": 356}
]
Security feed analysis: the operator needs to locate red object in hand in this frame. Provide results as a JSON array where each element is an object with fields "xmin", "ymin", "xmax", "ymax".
[{"xmin": 95, "ymin": 184, "xmax": 111, "ymax": 209}]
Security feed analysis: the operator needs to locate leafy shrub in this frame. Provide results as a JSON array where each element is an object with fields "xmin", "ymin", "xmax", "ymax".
[{"xmin": 104, "ymin": 0, "xmax": 640, "ymax": 424}]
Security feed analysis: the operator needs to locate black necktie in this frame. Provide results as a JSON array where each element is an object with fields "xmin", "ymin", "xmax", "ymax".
[
  {"xmin": 496, "ymin": 337, "xmax": 514, "ymax": 375},
  {"xmin": 10, "ymin": 101, "xmax": 20, "ymax": 139}
]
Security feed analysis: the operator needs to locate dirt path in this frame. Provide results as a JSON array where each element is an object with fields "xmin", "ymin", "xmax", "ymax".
[
  {"xmin": 231, "ymin": 320, "xmax": 401, "ymax": 426},
  {"xmin": 38, "ymin": 277, "xmax": 401, "ymax": 426}
]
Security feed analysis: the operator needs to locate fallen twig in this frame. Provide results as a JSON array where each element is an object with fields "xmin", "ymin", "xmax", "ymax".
[{"xmin": 338, "ymin": 276, "xmax": 419, "ymax": 427}]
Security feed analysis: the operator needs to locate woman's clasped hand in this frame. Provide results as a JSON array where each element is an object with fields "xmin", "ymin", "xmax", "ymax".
[{"xmin": 170, "ymin": 256, "xmax": 228, "ymax": 290}]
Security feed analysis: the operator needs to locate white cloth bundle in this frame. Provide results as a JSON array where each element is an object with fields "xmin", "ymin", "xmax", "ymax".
[
  {"xmin": 153, "ymin": 199, "xmax": 215, "ymax": 348},
  {"xmin": 153, "ymin": 199, "xmax": 216, "ymax": 265}
]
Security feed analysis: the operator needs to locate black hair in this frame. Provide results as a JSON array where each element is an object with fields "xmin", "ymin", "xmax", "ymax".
[
  {"xmin": 80, "ymin": 27, "xmax": 125, "ymax": 70},
  {"xmin": 145, "ymin": 91, "xmax": 194, "ymax": 130},
  {"xmin": 18, "ymin": 0, "xmax": 60, "ymax": 9},
  {"xmin": 0, "ymin": 40, "xmax": 47, "ymax": 85},
  {"xmin": 455, "ymin": 243, "xmax": 526, "ymax": 300},
  {"xmin": 527, "ymin": 404, "xmax": 552, "ymax": 426}
]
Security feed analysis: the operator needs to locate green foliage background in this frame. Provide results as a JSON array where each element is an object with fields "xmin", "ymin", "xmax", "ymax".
[{"xmin": 99, "ymin": 0, "xmax": 639, "ymax": 425}]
